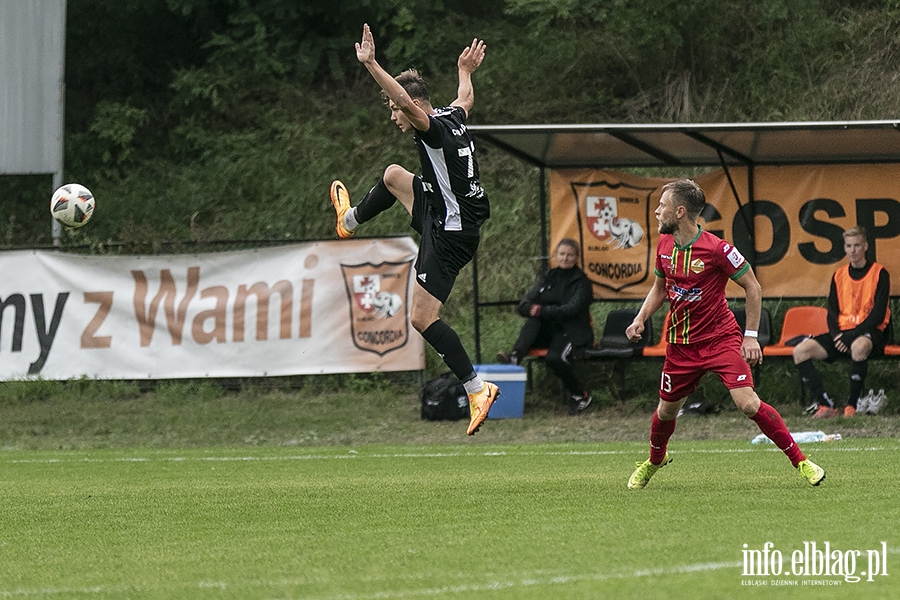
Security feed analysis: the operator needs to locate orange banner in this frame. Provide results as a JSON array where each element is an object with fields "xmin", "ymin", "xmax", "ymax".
[{"xmin": 551, "ymin": 166, "xmax": 900, "ymax": 299}]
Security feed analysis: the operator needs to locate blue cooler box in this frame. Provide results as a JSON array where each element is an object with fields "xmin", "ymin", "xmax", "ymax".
[{"xmin": 474, "ymin": 364, "xmax": 526, "ymax": 419}]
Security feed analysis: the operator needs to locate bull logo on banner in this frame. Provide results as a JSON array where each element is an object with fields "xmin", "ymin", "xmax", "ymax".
[
  {"xmin": 341, "ymin": 261, "xmax": 413, "ymax": 356},
  {"xmin": 571, "ymin": 181, "xmax": 654, "ymax": 292}
]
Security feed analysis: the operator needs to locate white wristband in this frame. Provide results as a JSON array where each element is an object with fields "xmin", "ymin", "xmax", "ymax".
[{"xmin": 744, "ymin": 330, "xmax": 758, "ymax": 338}]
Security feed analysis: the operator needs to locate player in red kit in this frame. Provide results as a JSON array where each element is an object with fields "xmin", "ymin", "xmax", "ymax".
[{"xmin": 624, "ymin": 179, "xmax": 825, "ymax": 488}]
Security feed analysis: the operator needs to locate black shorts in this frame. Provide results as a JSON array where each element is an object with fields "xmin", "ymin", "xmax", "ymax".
[
  {"xmin": 811, "ymin": 329, "xmax": 885, "ymax": 360},
  {"xmin": 410, "ymin": 176, "xmax": 480, "ymax": 304}
]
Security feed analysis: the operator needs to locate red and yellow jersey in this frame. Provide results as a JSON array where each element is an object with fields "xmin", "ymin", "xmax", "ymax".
[{"xmin": 654, "ymin": 227, "xmax": 749, "ymax": 344}]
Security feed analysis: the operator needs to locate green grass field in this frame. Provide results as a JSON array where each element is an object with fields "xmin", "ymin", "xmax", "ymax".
[{"xmin": 1, "ymin": 439, "xmax": 897, "ymax": 599}]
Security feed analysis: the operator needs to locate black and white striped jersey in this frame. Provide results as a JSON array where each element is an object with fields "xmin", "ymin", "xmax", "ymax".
[{"xmin": 414, "ymin": 105, "xmax": 490, "ymax": 233}]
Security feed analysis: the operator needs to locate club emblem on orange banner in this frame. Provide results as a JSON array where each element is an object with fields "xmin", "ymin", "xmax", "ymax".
[
  {"xmin": 341, "ymin": 261, "xmax": 413, "ymax": 355},
  {"xmin": 571, "ymin": 181, "xmax": 655, "ymax": 292}
]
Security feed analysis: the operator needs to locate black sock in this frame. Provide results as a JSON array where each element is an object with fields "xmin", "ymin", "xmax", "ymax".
[
  {"xmin": 848, "ymin": 360, "xmax": 868, "ymax": 408},
  {"xmin": 421, "ymin": 320, "xmax": 475, "ymax": 382},
  {"xmin": 355, "ymin": 178, "xmax": 396, "ymax": 223},
  {"xmin": 796, "ymin": 359, "xmax": 831, "ymax": 406}
]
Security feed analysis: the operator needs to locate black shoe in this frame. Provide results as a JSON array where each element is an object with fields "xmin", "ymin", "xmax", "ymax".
[
  {"xmin": 569, "ymin": 393, "xmax": 592, "ymax": 415},
  {"xmin": 803, "ymin": 401, "xmax": 819, "ymax": 415},
  {"xmin": 496, "ymin": 351, "xmax": 518, "ymax": 365}
]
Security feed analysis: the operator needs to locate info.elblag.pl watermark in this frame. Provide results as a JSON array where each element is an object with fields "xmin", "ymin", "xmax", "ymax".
[{"xmin": 741, "ymin": 541, "xmax": 889, "ymax": 586}]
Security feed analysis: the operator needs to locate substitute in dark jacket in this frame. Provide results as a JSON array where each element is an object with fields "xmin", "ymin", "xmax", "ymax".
[{"xmin": 498, "ymin": 238, "xmax": 594, "ymax": 413}]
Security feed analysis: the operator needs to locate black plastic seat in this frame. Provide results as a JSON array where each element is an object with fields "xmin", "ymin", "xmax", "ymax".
[
  {"xmin": 730, "ymin": 306, "xmax": 772, "ymax": 347},
  {"xmin": 730, "ymin": 306, "xmax": 772, "ymax": 384},
  {"xmin": 584, "ymin": 308, "xmax": 652, "ymax": 359}
]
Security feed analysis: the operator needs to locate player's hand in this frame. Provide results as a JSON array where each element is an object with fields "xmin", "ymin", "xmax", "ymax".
[
  {"xmin": 742, "ymin": 337, "xmax": 762, "ymax": 366},
  {"xmin": 625, "ymin": 321, "xmax": 644, "ymax": 343},
  {"xmin": 458, "ymin": 38, "xmax": 486, "ymax": 73},
  {"xmin": 833, "ymin": 333, "xmax": 848, "ymax": 353},
  {"xmin": 355, "ymin": 23, "xmax": 375, "ymax": 64}
]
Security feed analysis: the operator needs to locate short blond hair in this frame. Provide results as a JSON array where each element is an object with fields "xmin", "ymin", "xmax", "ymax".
[{"xmin": 843, "ymin": 226, "xmax": 866, "ymax": 240}]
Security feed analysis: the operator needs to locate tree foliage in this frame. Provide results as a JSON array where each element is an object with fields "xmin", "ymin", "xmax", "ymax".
[{"xmin": 2, "ymin": 0, "xmax": 899, "ymax": 249}]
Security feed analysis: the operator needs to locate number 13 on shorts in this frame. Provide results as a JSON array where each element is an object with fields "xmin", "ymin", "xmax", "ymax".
[{"xmin": 660, "ymin": 372, "xmax": 673, "ymax": 394}]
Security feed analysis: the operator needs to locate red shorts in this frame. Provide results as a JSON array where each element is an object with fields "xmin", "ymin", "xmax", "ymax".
[{"xmin": 659, "ymin": 334, "xmax": 754, "ymax": 402}]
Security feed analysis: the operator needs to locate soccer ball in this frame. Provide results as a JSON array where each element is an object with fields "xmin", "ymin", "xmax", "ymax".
[{"xmin": 50, "ymin": 183, "xmax": 96, "ymax": 228}]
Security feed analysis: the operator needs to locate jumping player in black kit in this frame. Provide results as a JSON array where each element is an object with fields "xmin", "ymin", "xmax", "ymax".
[{"xmin": 330, "ymin": 24, "xmax": 498, "ymax": 435}]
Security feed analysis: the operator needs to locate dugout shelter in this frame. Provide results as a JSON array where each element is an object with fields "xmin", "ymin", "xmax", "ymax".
[{"xmin": 468, "ymin": 120, "xmax": 900, "ymax": 362}]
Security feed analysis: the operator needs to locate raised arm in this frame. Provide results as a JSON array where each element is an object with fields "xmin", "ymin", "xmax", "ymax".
[
  {"xmin": 355, "ymin": 23, "xmax": 430, "ymax": 131},
  {"xmin": 451, "ymin": 38, "xmax": 486, "ymax": 117}
]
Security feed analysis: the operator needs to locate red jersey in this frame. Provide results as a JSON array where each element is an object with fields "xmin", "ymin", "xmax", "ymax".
[{"xmin": 654, "ymin": 227, "xmax": 749, "ymax": 344}]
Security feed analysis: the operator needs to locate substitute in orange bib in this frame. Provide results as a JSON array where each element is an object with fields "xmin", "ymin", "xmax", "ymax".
[{"xmin": 793, "ymin": 226, "xmax": 891, "ymax": 419}]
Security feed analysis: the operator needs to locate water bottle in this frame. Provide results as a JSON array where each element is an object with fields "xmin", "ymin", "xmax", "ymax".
[
  {"xmin": 793, "ymin": 431, "xmax": 826, "ymax": 443},
  {"xmin": 751, "ymin": 431, "xmax": 842, "ymax": 444}
]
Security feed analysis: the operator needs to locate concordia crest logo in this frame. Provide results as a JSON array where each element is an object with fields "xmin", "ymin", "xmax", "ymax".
[
  {"xmin": 586, "ymin": 195, "xmax": 645, "ymax": 249},
  {"xmin": 341, "ymin": 261, "xmax": 413, "ymax": 356},
  {"xmin": 571, "ymin": 181, "xmax": 653, "ymax": 292}
]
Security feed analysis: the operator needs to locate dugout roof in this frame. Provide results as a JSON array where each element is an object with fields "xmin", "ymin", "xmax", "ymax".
[
  {"xmin": 468, "ymin": 120, "xmax": 900, "ymax": 168},
  {"xmin": 466, "ymin": 119, "xmax": 900, "ymax": 362}
]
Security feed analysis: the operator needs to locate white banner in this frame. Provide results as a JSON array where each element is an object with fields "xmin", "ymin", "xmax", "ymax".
[{"xmin": 0, "ymin": 238, "xmax": 425, "ymax": 380}]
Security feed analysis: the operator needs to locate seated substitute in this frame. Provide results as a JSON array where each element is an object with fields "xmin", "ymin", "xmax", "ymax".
[
  {"xmin": 497, "ymin": 238, "xmax": 594, "ymax": 414},
  {"xmin": 793, "ymin": 226, "xmax": 891, "ymax": 418}
]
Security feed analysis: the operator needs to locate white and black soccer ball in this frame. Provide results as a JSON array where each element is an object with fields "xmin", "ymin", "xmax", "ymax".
[{"xmin": 50, "ymin": 183, "xmax": 95, "ymax": 228}]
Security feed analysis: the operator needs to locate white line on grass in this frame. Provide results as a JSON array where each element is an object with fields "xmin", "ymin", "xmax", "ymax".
[
  {"xmin": 5, "ymin": 542, "xmax": 895, "ymax": 600},
  {"xmin": 313, "ymin": 551, "xmax": 900, "ymax": 600},
  {"xmin": 2, "ymin": 443, "xmax": 896, "ymax": 466},
  {"xmin": 287, "ymin": 549, "xmax": 900, "ymax": 600},
  {"xmin": 0, "ymin": 561, "xmax": 740, "ymax": 598},
  {"xmin": 4, "ymin": 552, "xmax": 900, "ymax": 599}
]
